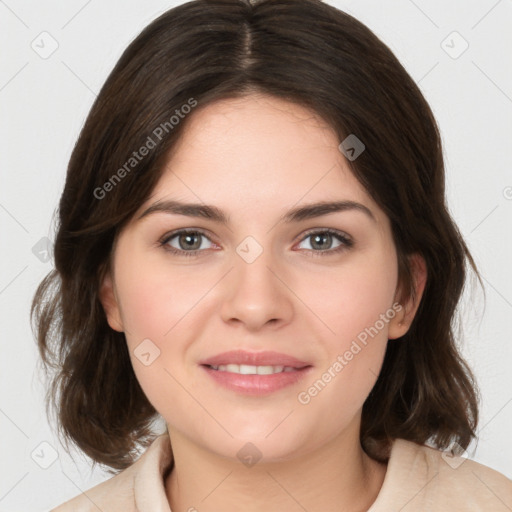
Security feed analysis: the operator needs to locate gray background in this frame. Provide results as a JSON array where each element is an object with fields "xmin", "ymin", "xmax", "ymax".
[{"xmin": 1, "ymin": 0, "xmax": 511, "ymax": 510}]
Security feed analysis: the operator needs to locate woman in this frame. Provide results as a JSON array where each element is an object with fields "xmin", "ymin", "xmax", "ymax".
[{"xmin": 31, "ymin": 0, "xmax": 512, "ymax": 510}]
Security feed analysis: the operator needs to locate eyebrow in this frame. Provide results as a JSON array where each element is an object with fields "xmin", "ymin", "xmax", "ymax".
[{"xmin": 136, "ymin": 199, "xmax": 376, "ymax": 224}]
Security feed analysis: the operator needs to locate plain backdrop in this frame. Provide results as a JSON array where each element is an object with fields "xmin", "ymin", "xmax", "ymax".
[{"xmin": 1, "ymin": 0, "xmax": 511, "ymax": 510}]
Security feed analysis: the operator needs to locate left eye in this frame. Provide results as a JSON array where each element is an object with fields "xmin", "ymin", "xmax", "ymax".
[{"xmin": 296, "ymin": 229, "xmax": 350, "ymax": 252}]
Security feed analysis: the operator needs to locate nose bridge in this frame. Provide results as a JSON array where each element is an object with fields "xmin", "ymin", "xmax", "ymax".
[{"xmin": 219, "ymin": 234, "xmax": 293, "ymax": 329}]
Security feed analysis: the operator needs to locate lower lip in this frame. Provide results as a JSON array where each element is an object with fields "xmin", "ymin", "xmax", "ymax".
[{"xmin": 200, "ymin": 365, "xmax": 313, "ymax": 395}]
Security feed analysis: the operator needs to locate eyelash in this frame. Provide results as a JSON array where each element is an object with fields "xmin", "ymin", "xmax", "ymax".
[{"xmin": 158, "ymin": 228, "xmax": 353, "ymax": 258}]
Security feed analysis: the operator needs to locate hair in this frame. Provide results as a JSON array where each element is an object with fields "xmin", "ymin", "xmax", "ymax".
[{"xmin": 31, "ymin": 0, "xmax": 482, "ymax": 472}]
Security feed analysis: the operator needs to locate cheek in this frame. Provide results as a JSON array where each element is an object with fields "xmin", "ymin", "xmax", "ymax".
[
  {"xmin": 295, "ymin": 251, "xmax": 397, "ymax": 408},
  {"xmin": 113, "ymin": 251, "xmax": 218, "ymax": 415},
  {"xmin": 115, "ymin": 250, "xmax": 210, "ymax": 343},
  {"xmin": 302, "ymin": 250, "xmax": 398, "ymax": 344}
]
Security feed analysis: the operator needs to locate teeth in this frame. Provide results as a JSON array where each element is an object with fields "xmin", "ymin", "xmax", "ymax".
[{"xmin": 209, "ymin": 364, "xmax": 296, "ymax": 374}]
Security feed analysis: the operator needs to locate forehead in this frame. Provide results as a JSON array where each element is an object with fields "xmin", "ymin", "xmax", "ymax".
[
  {"xmin": 134, "ymin": 94, "xmax": 387, "ymax": 228},
  {"xmin": 167, "ymin": 94, "xmax": 340, "ymax": 179}
]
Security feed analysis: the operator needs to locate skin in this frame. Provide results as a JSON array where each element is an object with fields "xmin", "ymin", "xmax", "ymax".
[{"xmin": 99, "ymin": 93, "xmax": 427, "ymax": 512}]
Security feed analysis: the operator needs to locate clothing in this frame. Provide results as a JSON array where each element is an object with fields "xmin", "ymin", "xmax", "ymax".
[{"xmin": 51, "ymin": 434, "xmax": 512, "ymax": 511}]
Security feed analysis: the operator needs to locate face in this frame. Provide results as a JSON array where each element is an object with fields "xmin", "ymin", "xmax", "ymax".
[{"xmin": 100, "ymin": 94, "xmax": 425, "ymax": 462}]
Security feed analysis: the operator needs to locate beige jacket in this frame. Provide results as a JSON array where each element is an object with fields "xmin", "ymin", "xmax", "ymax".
[{"xmin": 52, "ymin": 434, "xmax": 512, "ymax": 511}]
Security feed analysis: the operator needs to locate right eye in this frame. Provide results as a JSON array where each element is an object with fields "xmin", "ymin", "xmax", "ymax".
[{"xmin": 159, "ymin": 229, "xmax": 217, "ymax": 257}]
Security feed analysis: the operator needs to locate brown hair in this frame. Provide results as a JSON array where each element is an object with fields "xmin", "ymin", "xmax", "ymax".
[{"xmin": 31, "ymin": 0, "xmax": 481, "ymax": 472}]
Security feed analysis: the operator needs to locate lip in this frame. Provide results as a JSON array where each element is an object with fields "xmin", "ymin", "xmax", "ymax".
[
  {"xmin": 201, "ymin": 365, "xmax": 313, "ymax": 395},
  {"xmin": 199, "ymin": 350, "xmax": 313, "ymax": 396},
  {"xmin": 199, "ymin": 350, "xmax": 311, "ymax": 368}
]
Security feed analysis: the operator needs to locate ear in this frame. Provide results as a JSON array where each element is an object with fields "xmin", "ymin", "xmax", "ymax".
[
  {"xmin": 98, "ymin": 268, "xmax": 124, "ymax": 332},
  {"xmin": 388, "ymin": 253, "xmax": 427, "ymax": 340}
]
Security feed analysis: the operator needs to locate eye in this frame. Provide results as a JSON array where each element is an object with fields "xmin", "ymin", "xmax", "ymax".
[
  {"xmin": 159, "ymin": 229, "xmax": 215, "ymax": 257},
  {"xmin": 295, "ymin": 228, "xmax": 353, "ymax": 256},
  {"xmin": 158, "ymin": 228, "xmax": 353, "ymax": 258}
]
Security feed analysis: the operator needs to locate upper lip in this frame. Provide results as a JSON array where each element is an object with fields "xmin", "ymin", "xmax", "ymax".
[{"xmin": 200, "ymin": 350, "xmax": 312, "ymax": 368}]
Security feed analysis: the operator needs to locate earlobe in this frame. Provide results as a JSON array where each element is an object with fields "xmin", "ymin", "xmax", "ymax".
[
  {"xmin": 98, "ymin": 270, "xmax": 124, "ymax": 332},
  {"xmin": 388, "ymin": 253, "xmax": 427, "ymax": 340}
]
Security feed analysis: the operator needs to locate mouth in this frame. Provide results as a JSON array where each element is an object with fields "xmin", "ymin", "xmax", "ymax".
[
  {"xmin": 199, "ymin": 350, "xmax": 313, "ymax": 395},
  {"xmin": 204, "ymin": 364, "xmax": 306, "ymax": 374}
]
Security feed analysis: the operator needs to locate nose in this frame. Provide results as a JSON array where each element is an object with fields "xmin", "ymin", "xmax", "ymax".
[{"xmin": 219, "ymin": 244, "xmax": 294, "ymax": 332}]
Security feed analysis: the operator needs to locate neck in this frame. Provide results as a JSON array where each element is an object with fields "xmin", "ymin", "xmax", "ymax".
[{"xmin": 164, "ymin": 421, "xmax": 387, "ymax": 512}]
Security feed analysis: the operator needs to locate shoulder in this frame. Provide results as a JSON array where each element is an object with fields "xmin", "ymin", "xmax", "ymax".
[
  {"xmin": 50, "ymin": 434, "xmax": 173, "ymax": 512},
  {"xmin": 373, "ymin": 438, "xmax": 512, "ymax": 511},
  {"xmin": 50, "ymin": 464, "xmax": 137, "ymax": 512}
]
